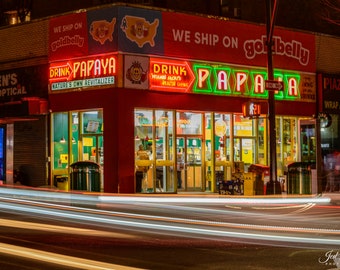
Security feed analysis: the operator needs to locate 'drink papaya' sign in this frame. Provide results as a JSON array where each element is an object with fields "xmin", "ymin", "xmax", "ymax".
[{"xmin": 49, "ymin": 54, "xmax": 117, "ymax": 91}]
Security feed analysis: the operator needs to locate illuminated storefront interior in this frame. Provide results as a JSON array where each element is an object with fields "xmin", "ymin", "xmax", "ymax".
[
  {"xmin": 51, "ymin": 110, "xmax": 104, "ymax": 190},
  {"xmin": 134, "ymin": 108, "xmax": 313, "ymax": 193}
]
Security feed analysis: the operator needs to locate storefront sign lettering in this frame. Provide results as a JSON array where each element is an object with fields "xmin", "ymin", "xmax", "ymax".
[
  {"xmin": 51, "ymin": 76, "xmax": 115, "ymax": 91},
  {"xmin": 323, "ymin": 76, "xmax": 340, "ymax": 91},
  {"xmin": 193, "ymin": 63, "xmax": 304, "ymax": 100},
  {"xmin": 319, "ymin": 74, "xmax": 340, "ymax": 114},
  {"xmin": 244, "ymin": 36, "xmax": 309, "ymax": 66},
  {"xmin": 149, "ymin": 59, "xmax": 194, "ymax": 92},
  {"xmin": 49, "ymin": 54, "xmax": 117, "ymax": 91},
  {"xmin": 324, "ymin": 101, "xmax": 339, "ymax": 110},
  {"xmin": 0, "ymin": 72, "xmax": 27, "ymax": 98}
]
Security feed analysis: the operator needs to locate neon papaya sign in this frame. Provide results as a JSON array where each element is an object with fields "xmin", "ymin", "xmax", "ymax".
[
  {"xmin": 192, "ymin": 63, "xmax": 304, "ymax": 100},
  {"xmin": 49, "ymin": 54, "xmax": 117, "ymax": 91},
  {"xmin": 149, "ymin": 58, "xmax": 195, "ymax": 92}
]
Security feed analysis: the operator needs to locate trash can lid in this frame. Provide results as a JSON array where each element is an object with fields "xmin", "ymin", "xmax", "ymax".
[
  {"xmin": 70, "ymin": 161, "xmax": 100, "ymax": 169},
  {"xmin": 287, "ymin": 162, "xmax": 315, "ymax": 169},
  {"xmin": 248, "ymin": 164, "xmax": 270, "ymax": 172}
]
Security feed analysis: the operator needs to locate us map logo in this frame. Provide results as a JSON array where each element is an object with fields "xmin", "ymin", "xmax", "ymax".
[
  {"xmin": 121, "ymin": 15, "xmax": 159, "ymax": 47},
  {"xmin": 89, "ymin": 18, "xmax": 116, "ymax": 45}
]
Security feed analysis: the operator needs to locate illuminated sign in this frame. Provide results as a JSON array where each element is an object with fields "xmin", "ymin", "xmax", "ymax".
[
  {"xmin": 242, "ymin": 101, "xmax": 262, "ymax": 118},
  {"xmin": 149, "ymin": 58, "xmax": 195, "ymax": 92},
  {"xmin": 192, "ymin": 63, "xmax": 307, "ymax": 101},
  {"xmin": 49, "ymin": 54, "xmax": 116, "ymax": 91},
  {"xmin": 319, "ymin": 74, "xmax": 340, "ymax": 114}
]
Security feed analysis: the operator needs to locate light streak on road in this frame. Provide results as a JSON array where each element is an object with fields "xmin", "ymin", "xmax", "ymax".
[
  {"xmin": 0, "ymin": 218, "xmax": 135, "ymax": 238},
  {"xmin": 0, "ymin": 186, "xmax": 339, "ymax": 268},
  {"xmin": 99, "ymin": 195, "xmax": 332, "ymax": 205},
  {"xmin": 0, "ymin": 195, "xmax": 339, "ymax": 249},
  {"xmin": 0, "ymin": 186, "xmax": 332, "ymax": 205},
  {"xmin": 0, "ymin": 242, "xmax": 143, "ymax": 270}
]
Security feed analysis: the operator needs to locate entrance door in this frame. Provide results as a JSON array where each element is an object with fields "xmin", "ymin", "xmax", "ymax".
[
  {"xmin": 177, "ymin": 136, "xmax": 203, "ymax": 191},
  {"xmin": 299, "ymin": 119, "xmax": 316, "ymax": 162}
]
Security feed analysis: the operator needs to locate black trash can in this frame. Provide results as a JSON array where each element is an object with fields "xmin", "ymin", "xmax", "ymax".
[
  {"xmin": 287, "ymin": 162, "xmax": 314, "ymax": 194},
  {"xmin": 70, "ymin": 161, "xmax": 100, "ymax": 192}
]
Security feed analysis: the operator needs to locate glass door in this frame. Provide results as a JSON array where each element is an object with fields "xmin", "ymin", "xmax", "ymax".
[
  {"xmin": 299, "ymin": 119, "xmax": 316, "ymax": 162},
  {"xmin": 178, "ymin": 136, "xmax": 203, "ymax": 191},
  {"xmin": 134, "ymin": 109, "xmax": 175, "ymax": 193}
]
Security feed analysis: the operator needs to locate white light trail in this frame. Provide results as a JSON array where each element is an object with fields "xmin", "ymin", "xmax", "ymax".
[
  {"xmin": 0, "ymin": 186, "xmax": 332, "ymax": 205},
  {"xmin": 0, "ymin": 242, "xmax": 143, "ymax": 270},
  {"xmin": 0, "ymin": 199, "xmax": 339, "ymax": 248}
]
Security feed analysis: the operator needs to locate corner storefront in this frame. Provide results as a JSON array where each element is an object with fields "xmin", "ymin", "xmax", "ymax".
[
  {"xmin": 48, "ymin": 5, "xmax": 317, "ymax": 194},
  {"xmin": 318, "ymin": 73, "xmax": 340, "ymax": 192}
]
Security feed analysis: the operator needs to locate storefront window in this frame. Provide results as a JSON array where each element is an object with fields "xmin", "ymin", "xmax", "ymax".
[
  {"xmin": 233, "ymin": 114, "xmax": 254, "ymax": 136},
  {"xmin": 204, "ymin": 113, "xmax": 232, "ymax": 192},
  {"xmin": 51, "ymin": 109, "xmax": 103, "ymax": 189},
  {"xmin": 135, "ymin": 109, "xmax": 175, "ymax": 193},
  {"xmin": 52, "ymin": 112, "xmax": 69, "ymax": 170},
  {"xmin": 233, "ymin": 114, "xmax": 256, "ymax": 170},
  {"xmin": 81, "ymin": 111, "xmax": 103, "ymax": 164},
  {"xmin": 299, "ymin": 119, "xmax": 316, "ymax": 163},
  {"xmin": 257, "ymin": 118, "xmax": 267, "ymax": 165},
  {"xmin": 321, "ymin": 114, "xmax": 338, "ymax": 166},
  {"xmin": 133, "ymin": 109, "xmax": 309, "ymax": 194},
  {"xmin": 176, "ymin": 111, "xmax": 202, "ymax": 135}
]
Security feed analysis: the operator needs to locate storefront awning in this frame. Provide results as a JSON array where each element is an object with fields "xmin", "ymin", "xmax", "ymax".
[{"xmin": 0, "ymin": 97, "xmax": 48, "ymax": 118}]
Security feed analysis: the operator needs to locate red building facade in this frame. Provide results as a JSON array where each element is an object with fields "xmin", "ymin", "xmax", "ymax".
[{"xmin": 47, "ymin": 5, "xmax": 317, "ymax": 194}]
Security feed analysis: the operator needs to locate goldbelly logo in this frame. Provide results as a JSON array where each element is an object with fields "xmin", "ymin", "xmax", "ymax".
[
  {"xmin": 89, "ymin": 18, "xmax": 116, "ymax": 45},
  {"xmin": 121, "ymin": 15, "xmax": 159, "ymax": 48}
]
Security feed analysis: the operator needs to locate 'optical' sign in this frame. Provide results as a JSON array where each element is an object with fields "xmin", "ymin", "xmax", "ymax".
[{"xmin": 49, "ymin": 54, "xmax": 116, "ymax": 91}]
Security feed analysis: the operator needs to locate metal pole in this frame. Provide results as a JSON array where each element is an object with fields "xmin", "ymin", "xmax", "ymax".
[{"xmin": 266, "ymin": 0, "xmax": 280, "ymax": 194}]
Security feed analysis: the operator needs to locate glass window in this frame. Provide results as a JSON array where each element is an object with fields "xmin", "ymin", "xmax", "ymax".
[
  {"xmin": 214, "ymin": 113, "xmax": 231, "ymax": 160},
  {"xmin": 233, "ymin": 114, "xmax": 254, "ymax": 136},
  {"xmin": 257, "ymin": 118, "xmax": 267, "ymax": 165},
  {"xmin": 177, "ymin": 111, "xmax": 202, "ymax": 135},
  {"xmin": 51, "ymin": 109, "xmax": 104, "ymax": 179},
  {"xmin": 276, "ymin": 116, "xmax": 298, "ymax": 175},
  {"xmin": 80, "ymin": 110, "xmax": 103, "ymax": 163},
  {"xmin": 52, "ymin": 112, "xmax": 69, "ymax": 169}
]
